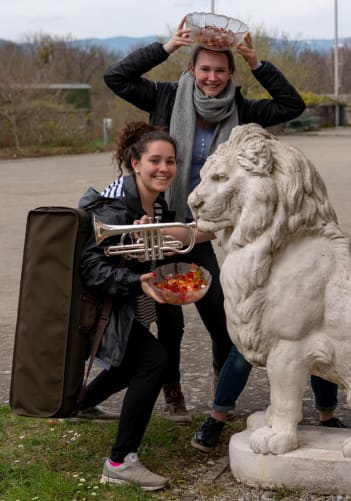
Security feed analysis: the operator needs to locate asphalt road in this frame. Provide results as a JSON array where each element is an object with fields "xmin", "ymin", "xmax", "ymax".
[{"xmin": 1, "ymin": 128, "xmax": 351, "ymax": 422}]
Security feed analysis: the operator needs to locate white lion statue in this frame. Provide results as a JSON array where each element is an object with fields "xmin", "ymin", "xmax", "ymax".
[{"xmin": 188, "ymin": 123, "xmax": 351, "ymax": 457}]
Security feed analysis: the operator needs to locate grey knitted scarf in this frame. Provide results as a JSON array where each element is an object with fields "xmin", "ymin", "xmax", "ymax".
[{"xmin": 168, "ymin": 70, "xmax": 239, "ymax": 221}]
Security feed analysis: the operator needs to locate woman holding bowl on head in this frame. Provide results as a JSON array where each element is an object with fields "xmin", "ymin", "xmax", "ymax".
[{"xmin": 102, "ymin": 15, "xmax": 339, "ymax": 432}]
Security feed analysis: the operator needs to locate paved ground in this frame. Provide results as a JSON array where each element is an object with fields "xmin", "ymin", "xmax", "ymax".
[{"xmin": 1, "ymin": 128, "xmax": 351, "ymax": 428}]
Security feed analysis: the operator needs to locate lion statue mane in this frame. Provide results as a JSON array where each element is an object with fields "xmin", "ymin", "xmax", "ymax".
[{"xmin": 188, "ymin": 123, "xmax": 351, "ymax": 456}]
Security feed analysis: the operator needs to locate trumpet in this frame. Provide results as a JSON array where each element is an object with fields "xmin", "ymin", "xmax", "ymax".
[{"xmin": 94, "ymin": 215, "xmax": 196, "ymax": 261}]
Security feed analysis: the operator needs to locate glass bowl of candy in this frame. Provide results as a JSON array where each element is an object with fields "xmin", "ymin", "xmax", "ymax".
[
  {"xmin": 150, "ymin": 262, "xmax": 212, "ymax": 305},
  {"xmin": 185, "ymin": 12, "xmax": 248, "ymax": 50}
]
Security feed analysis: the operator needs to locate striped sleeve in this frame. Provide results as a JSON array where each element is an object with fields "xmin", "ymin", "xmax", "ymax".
[{"xmin": 101, "ymin": 177, "xmax": 125, "ymax": 198}]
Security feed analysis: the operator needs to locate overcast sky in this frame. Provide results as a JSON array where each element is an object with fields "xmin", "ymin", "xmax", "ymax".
[{"xmin": 2, "ymin": 0, "xmax": 350, "ymax": 43}]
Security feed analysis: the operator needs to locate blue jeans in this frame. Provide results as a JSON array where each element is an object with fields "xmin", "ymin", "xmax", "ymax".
[{"xmin": 213, "ymin": 344, "xmax": 338, "ymax": 413}]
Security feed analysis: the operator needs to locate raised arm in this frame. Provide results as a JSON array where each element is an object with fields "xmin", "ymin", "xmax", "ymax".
[
  {"xmin": 236, "ymin": 33, "xmax": 306, "ymax": 127},
  {"xmin": 163, "ymin": 16, "xmax": 195, "ymax": 55},
  {"xmin": 104, "ymin": 42, "xmax": 170, "ymax": 112},
  {"xmin": 104, "ymin": 17, "xmax": 194, "ymax": 113}
]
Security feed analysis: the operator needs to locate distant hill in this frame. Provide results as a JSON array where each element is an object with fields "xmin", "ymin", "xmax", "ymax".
[
  {"xmin": 288, "ymin": 37, "xmax": 351, "ymax": 53},
  {"xmin": 72, "ymin": 35, "xmax": 160, "ymax": 54},
  {"xmin": 0, "ymin": 35, "xmax": 161, "ymax": 55},
  {"xmin": 73, "ymin": 35, "xmax": 351, "ymax": 54},
  {"xmin": 1, "ymin": 35, "xmax": 350, "ymax": 55},
  {"xmin": 0, "ymin": 39, "xmax": 15, "ymax": 47}
]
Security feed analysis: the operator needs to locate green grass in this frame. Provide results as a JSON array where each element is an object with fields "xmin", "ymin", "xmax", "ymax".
[
  {"xmin": 270, "ymin": 484, "xmax": 303, "ymax": 499},
  {"xmin": 0, "ymin": 406, "xmax": 244, "ymax": 501}
]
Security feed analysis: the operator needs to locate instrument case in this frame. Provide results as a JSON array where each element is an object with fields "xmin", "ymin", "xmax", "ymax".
[{"xmin": 10, "ymin": 207, "xmax": 98, "ymax": 418}]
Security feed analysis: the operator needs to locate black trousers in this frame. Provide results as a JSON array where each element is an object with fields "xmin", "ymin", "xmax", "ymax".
[
  {"xmin": 156, "ymin": 241, "xmax": 233, "ymax": 384},
  {"xmin": 80, "ymin": 320, "xmax": 167, "ymax": 462}
]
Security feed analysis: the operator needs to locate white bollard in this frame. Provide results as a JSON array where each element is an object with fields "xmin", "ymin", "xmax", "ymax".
[{"xmin": 103, "ymin": 118, "xmax": 113, "ymax": 145}]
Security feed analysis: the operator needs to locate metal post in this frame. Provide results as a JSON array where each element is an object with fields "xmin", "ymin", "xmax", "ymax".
[
  {"xmin": 103, "ymin": 118, "xmax": 112, "ymax": 145},
  {"xmin": 211, "ymin": 0, "xmax": 215, "ymax": 13},
  {"xmin": 334, "ymin": 0, "xmax": 340, "ymax": 126}
]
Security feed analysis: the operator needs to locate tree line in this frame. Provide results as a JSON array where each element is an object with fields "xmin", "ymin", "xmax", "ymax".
[{"xmin": 0, "ymin": 29, "xmax": 350, "ymax": 151}]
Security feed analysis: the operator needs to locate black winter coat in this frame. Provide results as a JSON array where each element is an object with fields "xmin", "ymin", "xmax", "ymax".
[
  {"xmin": 79, "ymin": 174, "xmax": 170, "ymax": 368},
  {"xmin": 104, "ymin": 42, "xmax": 305, "ymax": 128}
]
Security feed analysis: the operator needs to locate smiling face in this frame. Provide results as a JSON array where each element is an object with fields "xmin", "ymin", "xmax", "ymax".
[
  {"xmin": 190, "ymin": 49, "xmax": 232, "ymax": 97},
  {"xmin": 131, "ymin": 139, "xmax": 177, "ymax": 198}
]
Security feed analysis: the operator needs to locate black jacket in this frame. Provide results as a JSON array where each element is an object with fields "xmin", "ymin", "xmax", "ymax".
[
  {"xmin": 104, "ymin": 42, "xmax": 305, "ymax": 128},
  {"xmin": 79, "ymin": 174, "xmax": 170, "ymax": 368}
]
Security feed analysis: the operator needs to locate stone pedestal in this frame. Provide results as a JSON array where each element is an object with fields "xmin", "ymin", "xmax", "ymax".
[{"xmin": 229, "ymin": 411, "xmax": 351, "ymax": 495}]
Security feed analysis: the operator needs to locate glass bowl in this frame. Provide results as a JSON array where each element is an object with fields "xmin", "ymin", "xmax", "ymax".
[
  {"xmin": 150, "ymin": 262, "xmax": 212, "ymax": 305},
  {"xmin": 185, "ymin": 12, "xmax": 248, "ymax": 50}
]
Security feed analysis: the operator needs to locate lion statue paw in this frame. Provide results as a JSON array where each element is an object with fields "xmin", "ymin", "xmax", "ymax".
[{"xmin": 250, "ymin": 426, "xmax": 298, "ymax": 455}]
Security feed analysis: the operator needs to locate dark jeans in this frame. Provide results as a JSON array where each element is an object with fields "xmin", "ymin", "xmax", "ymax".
[
  {"xmin": 156, "ymin": 241, "xmax": 233, "ymax": 384},
  {"xmin": 80, "ymin": 320, "xmax": 167, "ymax": 462},
  {"xmin": 213, "ymin": 344, "xmax": 338, "ymax": 413}
]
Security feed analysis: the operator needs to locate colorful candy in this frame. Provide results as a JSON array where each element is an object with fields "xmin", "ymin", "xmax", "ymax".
[{"xmin": 152, "ymin": 263, "xmax": 209, "ymax": 304}]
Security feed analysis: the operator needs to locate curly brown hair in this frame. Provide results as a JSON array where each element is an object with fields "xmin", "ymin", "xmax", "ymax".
[{"xmin": 114, "ymin": 121, "xmax": 177, "ymax": 178}]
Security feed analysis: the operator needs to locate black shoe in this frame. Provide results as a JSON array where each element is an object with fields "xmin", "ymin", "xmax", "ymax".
[
  {"xmin": 191, "ymin": 417, "xmax": 225, "ymax": 452},
  {"xmin": 319, "ymin": 417, "xmax": 346, "ymax": 428}
]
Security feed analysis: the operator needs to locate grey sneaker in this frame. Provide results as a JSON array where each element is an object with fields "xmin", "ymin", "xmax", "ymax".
[
  {"xmin": 68, "ymin": 406, "xmax": 119, "ymax": 422},
  {"xmin": 163, "ymin": 383, "xmax": 191, "ymax": 424},
  {"xmin": 100, "ymin": 453, "xmax": 168, "ymax": 491}
]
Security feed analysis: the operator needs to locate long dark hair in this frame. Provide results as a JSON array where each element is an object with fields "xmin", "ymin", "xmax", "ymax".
[{"xmin": 115, "ymin": 122, "xmax": 177, "ymax": 177}]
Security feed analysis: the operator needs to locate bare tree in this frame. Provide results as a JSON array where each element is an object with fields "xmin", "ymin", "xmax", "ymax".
[{"xmin": 0, "ymin": 43, "xmax": 37, "ymax": 149}]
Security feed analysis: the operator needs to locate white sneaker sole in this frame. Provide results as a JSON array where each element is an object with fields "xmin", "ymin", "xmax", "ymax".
[{"xmin": 100, "ymin": 474, "xmax": 168, "ymax": 491}]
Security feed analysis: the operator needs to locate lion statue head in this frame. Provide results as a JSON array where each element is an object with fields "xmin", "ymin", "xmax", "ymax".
[{"xmin": 189, "ymin": 123, "xmax": 339, "ymax": 252}]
